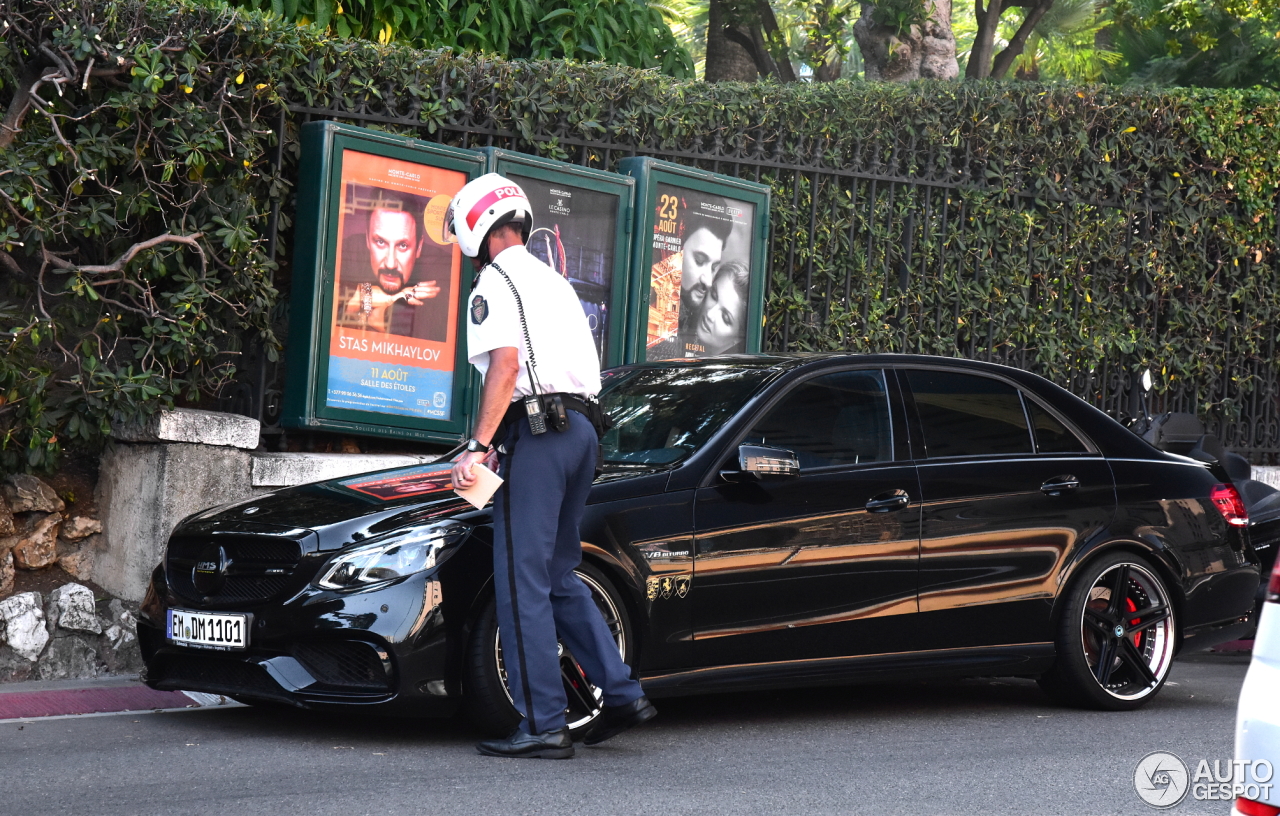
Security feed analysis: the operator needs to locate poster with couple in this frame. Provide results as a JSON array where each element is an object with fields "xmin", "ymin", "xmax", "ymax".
[{"xmin": 621, "ymin": 160, "xmax": 769, "ymax": 364}]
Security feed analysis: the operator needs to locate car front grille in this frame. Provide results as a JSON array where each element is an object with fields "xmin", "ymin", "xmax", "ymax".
[
  {"xmin": 291, "ymin": 640, "xmax": 392, "ymax": 692},
  {"xmin": 166, "ymin": 533, "xmax": 305, "ymax": 607}
]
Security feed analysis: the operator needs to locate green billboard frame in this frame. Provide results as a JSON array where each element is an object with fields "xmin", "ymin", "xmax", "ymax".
[
  {"xmin": 618, "ymin": 158, "xmax": 771, "ymax": 364},
  {"xmin": 479, "ymin": 148, "xmax": 634, "ymax": 369},
  {"xmin": 281, "ymin": 121, "xmax": 486, "ymax": 443}
]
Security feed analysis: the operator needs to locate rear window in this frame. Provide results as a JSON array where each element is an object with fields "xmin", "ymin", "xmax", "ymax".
[
  {"xmin": 905, "ymin": 369, "xmax": 1033, "ymax": 458},
  {"xmin": 1026, "ymin": 400, "xmax": 1089, "ymax": 453}
]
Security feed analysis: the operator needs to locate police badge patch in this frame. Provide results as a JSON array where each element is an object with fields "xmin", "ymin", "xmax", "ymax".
[{"xmin": 470, "ymin": 294, "xmax": 489, "ymax": 325}]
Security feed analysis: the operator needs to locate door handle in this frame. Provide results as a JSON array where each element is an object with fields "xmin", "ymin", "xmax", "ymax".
[
  {"xmin": 1041, "ymin": 476, "xmax": 1080, "ymax": 496},
  {"xmin": 866, "ymin": 490, "xmax": 910, "ymax": 513}
]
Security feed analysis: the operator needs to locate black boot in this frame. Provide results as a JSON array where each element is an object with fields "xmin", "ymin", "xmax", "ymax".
[
  {"xmin": 476, "ymin": 727, "xmax": 575, "ymax": 759},
  {"xmin": 583, "ymin": 695, "xmax": 657, "ymax": 745}
]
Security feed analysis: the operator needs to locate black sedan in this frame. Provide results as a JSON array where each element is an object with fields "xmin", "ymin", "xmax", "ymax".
[{"xmin": 137, "ymin": 354, "xmax": 1262, "ymax": 735}]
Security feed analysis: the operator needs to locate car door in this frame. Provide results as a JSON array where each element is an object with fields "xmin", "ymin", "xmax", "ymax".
[
  {"xmin": 900, "ymin": 367, "xmax": 1116, "ymax": 651},
  {"xmin": 691, "ymin": 368, "xmax": 922, "ymax": 667}
]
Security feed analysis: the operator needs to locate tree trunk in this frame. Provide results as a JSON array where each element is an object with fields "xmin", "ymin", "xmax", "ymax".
[
  {"xmin": 853, "ymin": 0, "xmax": 958, "ymax": 81},
  {"xmin": 706, "ymin": 0, "xmax": 762, "ymax": 81},
  {"xmin": 966, "ymin": 0, "xmax": 1006, "ymax": 79},
  {"xmin": 989, "ymin": 0, "xmax": 1054, "ymax": 78}
]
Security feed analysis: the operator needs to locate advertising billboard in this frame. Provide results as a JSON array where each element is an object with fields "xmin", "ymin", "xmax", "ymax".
[
  {"xmin": 619, "ymin": 159, "xmax": 770, "ymax": 363},
  {"xmin": 480, "ymin": 149, "xmax": 634, "ymax": 367},
  {"xmin": 283, "ymin": 122, "xmax": 485, "ymax": 442}
]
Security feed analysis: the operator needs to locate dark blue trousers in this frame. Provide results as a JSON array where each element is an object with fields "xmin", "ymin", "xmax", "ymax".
[{"xmin": 493, "ymin": 410, "xmax": 644, "ymax": 735}]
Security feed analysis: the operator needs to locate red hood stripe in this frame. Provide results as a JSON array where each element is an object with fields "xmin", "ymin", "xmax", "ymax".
[{"xmin": 466, "ymin": 186, "xmax": 524, "ymax": 231}]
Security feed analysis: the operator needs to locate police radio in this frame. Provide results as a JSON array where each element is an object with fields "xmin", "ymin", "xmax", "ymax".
[{"xmin": 523, "ymin": 363, "xmax": 547, "ymax": 435}]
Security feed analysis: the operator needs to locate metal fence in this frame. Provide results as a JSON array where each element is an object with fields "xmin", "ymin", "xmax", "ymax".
[{"xmin": 225, "ymin": 98, "xmax": 1280, "ymax": 463}]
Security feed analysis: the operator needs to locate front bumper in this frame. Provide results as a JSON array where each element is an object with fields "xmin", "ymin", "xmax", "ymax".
[{"xmin": 137, "ymin": 564, "xmax": 459, "ymax": 715}]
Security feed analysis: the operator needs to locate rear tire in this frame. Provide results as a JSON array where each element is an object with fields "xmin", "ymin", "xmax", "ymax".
[
  {"xmin": 1038, "ymin": 551, "xmax": 1177, "ymax": 710},
  {"xmin": 462, "ymin": 563, "xmax": 633, "ymax": 738}
]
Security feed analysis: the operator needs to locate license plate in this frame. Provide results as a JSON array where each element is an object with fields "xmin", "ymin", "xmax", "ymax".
[{"xmin": 167, "ymin": 608, "xmax": 249, "ymax": 650}]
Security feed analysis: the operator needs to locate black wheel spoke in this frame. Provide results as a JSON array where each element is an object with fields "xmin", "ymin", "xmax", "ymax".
[
  {"xmin": 1127, "ymin": 604, "xmax": 1170, "ymax": 634},
  {"xmin": 560, "ymin": 649, "xmax": 598, "ymax": 717},
  {"xmin": 1083, "ymin": 607, "xmax": 1114, "ymax": 636},
  {"xmin": 1118, "ymin": 638, "xmax": 1160, "ymax": 687},
  {"xmin": 1093, "ymin": 636, "xmax": 1119, "ymax": 686},
  {"xmin": 1106, "ymin": 565, "xmax": 1130, "ymax": 617}
]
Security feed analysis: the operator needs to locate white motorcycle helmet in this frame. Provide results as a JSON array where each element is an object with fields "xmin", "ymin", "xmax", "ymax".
[{"xmin": 445, "ymin": 173, "xmax": 532, "ymax": 262}]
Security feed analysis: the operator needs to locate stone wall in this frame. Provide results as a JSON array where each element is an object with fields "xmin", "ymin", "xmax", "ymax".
[
  {"xmin": 0, "ymin": 473, "xmax": 103, "ymax": 595},
  {"xmin": 0, "ymin": 584, "xmax": 143, "ymax": 682}
]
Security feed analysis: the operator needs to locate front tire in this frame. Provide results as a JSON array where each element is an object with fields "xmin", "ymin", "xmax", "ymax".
[
  {"xmin": 462, "ymin": 563, "xmax": 632, "ymax": 738},
  {"xmin": 1039, "ymin": 551, "xmax": 1177, "ymax": 710}
]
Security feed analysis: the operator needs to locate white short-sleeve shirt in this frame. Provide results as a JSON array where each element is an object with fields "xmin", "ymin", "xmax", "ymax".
[{"xmin": 466, "ymin": 245, "xmax": 602, "ymax": 400}]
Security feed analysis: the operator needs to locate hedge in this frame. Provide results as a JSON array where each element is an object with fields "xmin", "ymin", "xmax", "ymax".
[{"xmin": 2, "ymin": 0, "xmax": 1280, "ymax": 470}]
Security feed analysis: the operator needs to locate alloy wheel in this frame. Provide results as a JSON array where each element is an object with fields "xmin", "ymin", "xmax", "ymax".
[
  {"xmin": 1078, "ymin": 561, "xmax": 1175, "ymax": 701},
  {"xmin": 493, "ymin": 569, "xmax": 627, "ymax": 731}
]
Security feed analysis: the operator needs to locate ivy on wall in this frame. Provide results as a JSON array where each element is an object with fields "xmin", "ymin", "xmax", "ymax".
[{"xmin": 3, "ymin": 0, "xmax": 1280, "ymax": 470}]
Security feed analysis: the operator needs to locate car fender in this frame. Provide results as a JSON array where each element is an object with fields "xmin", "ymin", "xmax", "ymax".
[{"xmin": 1049, "ymin": 532, "xmax": 1188, "ymax": 649}]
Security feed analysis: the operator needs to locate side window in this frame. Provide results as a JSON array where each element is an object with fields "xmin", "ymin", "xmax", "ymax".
[
  {"xmin": 1026, "ymin": 400, "xmax": 1089, "ymax": 453},
  {"xmin": 746, "ymin": 370, "xmax": 893, "ymax": 469},
  {"xmin": 905, "ymin": 369, "xmax": 1033, "ymax": 458}
]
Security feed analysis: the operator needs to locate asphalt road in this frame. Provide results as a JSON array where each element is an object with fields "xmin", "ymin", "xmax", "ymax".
[{"xmin": 0, "ymin": 654, "xmax": 1249, "ymax": 816}]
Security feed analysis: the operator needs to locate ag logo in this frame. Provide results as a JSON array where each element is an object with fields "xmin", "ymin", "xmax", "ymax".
[
  {"xmin": 1134, "ymin": 751, "xmax": 1190, "ymax": 808},
  {"xmin": 470, "ymin": 295, "xmax": 489, "ymax": 325}
]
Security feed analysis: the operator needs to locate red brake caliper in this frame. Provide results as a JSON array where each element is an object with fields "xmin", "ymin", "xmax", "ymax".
[{"xmin": 1126, "ymin": 597, "xmax": 1141, "ymax": 648}]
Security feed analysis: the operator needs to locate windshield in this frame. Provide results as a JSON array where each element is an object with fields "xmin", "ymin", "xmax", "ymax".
[{"xmin": 598, "ymin": 364, "xmax": 775, "ymax": 465}]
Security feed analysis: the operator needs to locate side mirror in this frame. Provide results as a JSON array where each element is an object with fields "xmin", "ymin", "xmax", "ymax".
[{"xmin": 721, "ymin": 444, "xmax": 800, "ymax": 483}]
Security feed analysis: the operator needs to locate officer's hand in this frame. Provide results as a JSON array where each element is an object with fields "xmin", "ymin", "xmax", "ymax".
[
  {"xmin": 404, "ymin": 281, "xmax": 440, "ymax": 306},
  {"xmin": 451, "ymin": 450, "xmax": 486, "ymax": 490}
]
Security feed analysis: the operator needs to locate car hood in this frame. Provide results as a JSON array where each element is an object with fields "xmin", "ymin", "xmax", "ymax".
[{"xmin": 180, "ymin": 460, "xmax": 676, "ymax": 550}]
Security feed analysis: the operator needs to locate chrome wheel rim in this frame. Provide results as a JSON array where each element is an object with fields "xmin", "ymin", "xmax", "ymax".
[
  {"xmin": 495, "ymin": 569, "xmax": 627, "ymax": 731},
  {"xmin": 1080, "ymin": 562, "xmax": 1175, "ymax": 701}
]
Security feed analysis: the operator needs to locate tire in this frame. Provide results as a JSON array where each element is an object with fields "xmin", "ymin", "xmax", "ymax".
[
  {"xmin": 462, "ymin": 562, "xmax": 633, "ymax": 738},
  {"xmin": 1038, "ymin": 550, "xmax": 1178, "ymax": 711}
]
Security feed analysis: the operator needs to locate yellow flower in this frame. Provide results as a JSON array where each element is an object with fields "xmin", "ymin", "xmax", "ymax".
[
  {"xmin": 182, "ymin": 85, "xmax": 193, "ymax": 93},
  {"xmin": 235, "ymin": 72, "xmax": 245, "ymax": 84}
]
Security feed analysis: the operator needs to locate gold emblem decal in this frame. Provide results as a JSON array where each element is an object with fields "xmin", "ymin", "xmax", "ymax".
[
  {"xmin": 675, "ymin": 575, "xmax": 690, "ymax": 598},
  {"xmin": 660, "ymin": 577, "xmax": 673, "ymax": 599},
  {"xmin": 646, "ymin": 576, "xmax": 659, "ymax": 601}
]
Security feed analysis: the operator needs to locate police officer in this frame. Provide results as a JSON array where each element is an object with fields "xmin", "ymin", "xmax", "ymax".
[{"xmin": 447, "ymin": 174, "xmax": 656, "ymax": 759}]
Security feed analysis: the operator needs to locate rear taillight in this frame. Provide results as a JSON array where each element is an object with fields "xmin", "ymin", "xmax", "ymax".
[
  {"xmin": 1268, "ymin": 556, "xmax": 1280, "ymax": 604},
  {"xmin": 1212, "ymin": 483, "xmax": 1249, "ymax": 528},
  {"xmin": 1235, "ymin": 796, "xmax": 1280, "ymax": 816}
]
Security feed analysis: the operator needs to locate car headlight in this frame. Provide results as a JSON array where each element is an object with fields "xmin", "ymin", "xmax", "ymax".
[{"xmin": 316, "ymin": 521, "xmax": 471, "ymax": 591}]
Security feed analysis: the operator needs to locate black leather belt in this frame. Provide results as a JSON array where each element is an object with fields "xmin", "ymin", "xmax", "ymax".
[{"xmin": 500, "ymin": 392, "xmax": 607, "ymax": 438}]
